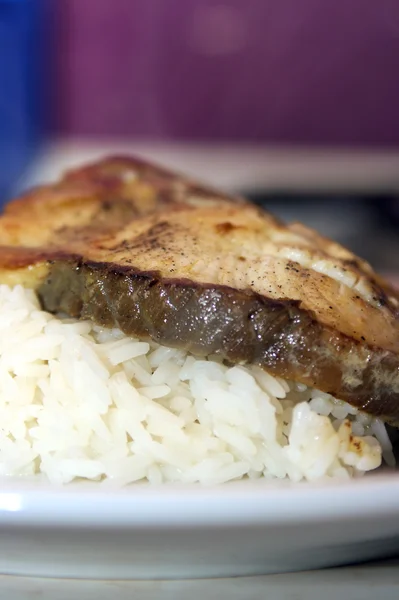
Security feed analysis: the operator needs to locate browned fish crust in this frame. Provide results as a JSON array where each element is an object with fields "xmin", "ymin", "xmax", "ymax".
[{"xmin": 1, "ymin": 156, "xmax": 399, "ymax": 423}]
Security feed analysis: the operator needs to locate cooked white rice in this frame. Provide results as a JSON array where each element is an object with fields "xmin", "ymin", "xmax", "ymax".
[{"xmin": 0, "ymin": 284, "xmax": 394, "ymax": 485}]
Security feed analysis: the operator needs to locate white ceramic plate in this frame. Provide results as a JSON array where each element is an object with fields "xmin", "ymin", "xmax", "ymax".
[{"xmin": 1, "ymin": 471, "xmax": 399, "ymax": 580}]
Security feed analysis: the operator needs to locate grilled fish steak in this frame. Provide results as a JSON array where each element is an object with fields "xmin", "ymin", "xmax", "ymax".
[{"xmin": 0, "ymin": 156, "xmax": 399, "ymax": 423}]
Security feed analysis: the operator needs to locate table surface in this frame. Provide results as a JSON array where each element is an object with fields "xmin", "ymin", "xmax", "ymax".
[
  {"xmin": 19, "ymin": 139, "xmax": 399, "ymax": 194},
  {"xmin": 2, "ymin": 558, "xmax": 399, "ymax": 600}
]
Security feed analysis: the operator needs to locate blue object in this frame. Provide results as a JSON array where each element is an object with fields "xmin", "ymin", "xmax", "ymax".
[{"xmin": 0, "ymin": 0, "xmax": 45, "ymax": 204}]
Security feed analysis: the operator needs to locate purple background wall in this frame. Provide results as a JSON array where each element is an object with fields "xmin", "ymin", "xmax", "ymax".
[{"xmin": 54, "ymin": 0, "xmax": 399, "ymax": 146}]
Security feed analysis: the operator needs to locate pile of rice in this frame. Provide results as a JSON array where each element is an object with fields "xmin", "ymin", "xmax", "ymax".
[{"xmin": 0, "ymin": 284, "xmax": 394, "ymax": 485}]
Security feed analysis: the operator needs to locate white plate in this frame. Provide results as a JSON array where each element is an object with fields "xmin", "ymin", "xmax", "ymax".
[{"xmin": 1, "ymin": 472, "xmax": 399, "ymax": 580}]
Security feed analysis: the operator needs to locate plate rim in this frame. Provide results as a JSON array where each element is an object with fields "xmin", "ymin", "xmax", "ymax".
[{"xmin": 1, "ymin": 471, "xmax": 399, "ymax": 529}]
